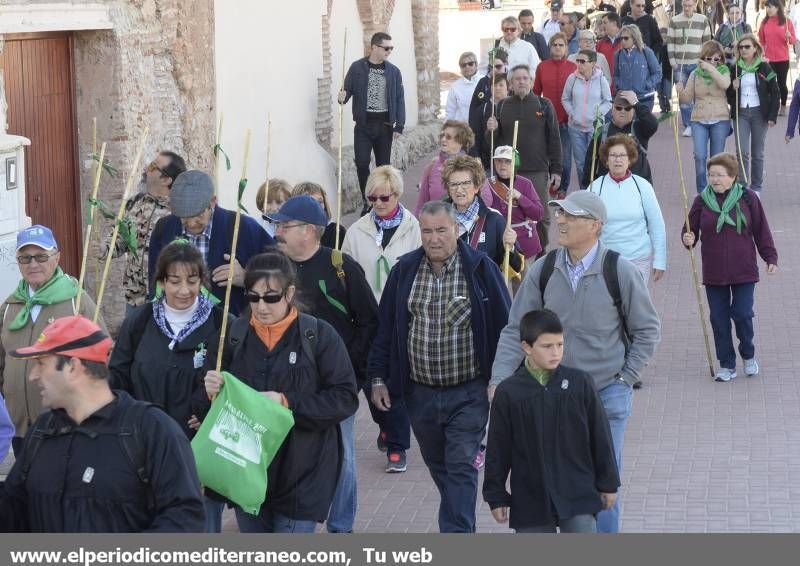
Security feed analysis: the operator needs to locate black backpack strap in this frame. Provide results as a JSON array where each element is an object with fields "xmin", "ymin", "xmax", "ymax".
[
  {"xmin": 224, "ymin": 209, "xmax": 237, "ymax": 256},
  {"xmin": 298, "ymin": 314, "xmax": 320, "ymax": 376},
  {"xmin": 538, "ymin": 250, "xmax": 558, "ymax": 305},
  {"xmin": 602, "ymin": 250, "xmax": 631, "ymax": 352},
  {"xmin": 117, "ymin": 401, "xmax": 156, "ymax": 510},
  {"xmin": 227, "ymin": 316, "xmax": 250, "ymax": 361},
  {"xmin": 18, "ymin": 412, "xmax": 57, "ymax": 483}
]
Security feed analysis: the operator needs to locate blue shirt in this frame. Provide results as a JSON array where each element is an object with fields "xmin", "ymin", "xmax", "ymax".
[{"xmin": 565, "ymin": 241, "xmax": 600, "ymax": 291}]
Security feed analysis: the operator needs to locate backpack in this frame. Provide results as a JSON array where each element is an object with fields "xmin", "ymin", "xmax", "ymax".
[
  {"xmin": 539, "ymin": 249, "xmax": 631, "ymax": 350},
  {"xmin": 18, "ymin": 401, "xmax": 156, "ymax": 510},
  {"xmin": 227, "ymin": 312, "xmax": 320, "ymax": 374}
]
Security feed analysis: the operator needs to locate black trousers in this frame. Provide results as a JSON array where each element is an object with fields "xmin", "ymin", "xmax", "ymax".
[
  {"xmin": 354, "ymin": 117, "xmax": 394, "ymax": 199},
  {"xmin": 772, "ymin": 60, "xmax": 790, "ymax": 106}
]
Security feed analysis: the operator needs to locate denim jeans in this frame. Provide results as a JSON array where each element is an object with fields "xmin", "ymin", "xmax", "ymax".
[
  {"xmin": 326, "ymin": 414, "xmax": 357, "ymax": 532},
  {"xmin": 639, "ymin": 95, "xmax": 655, "ymax": 113},
  {"xmin": 516, "ymin": 514, "xmax": 597, "ymax": 533},
  {"xmin": 235, "ymin": 507, "xmax": 317, "ymax": 533},
  {"xmin": 405, "ymin": 379, "xmax": 489, "ymax": 533},
  {"xmin": 596, "ymin": 380, "xmax": 633, "ymax": 533},
  {"xmin": 658, "ymin": 77, "xmax": 673, "ymax": 113},
  {"xmin": 204, "ymin": 497, "xmax": 225, "ymax": 533},
  {"xmin": 674, "ymin": 63, "xmax": 697, "ymax": 128},
  {"xmin": 705, "ymin": 283, "xmax": 756, "ymax": 370},
  {"xmin": 354, "ymin": 117, "xmax": 394, "ymax": 200},
  {"xmin": 559, "ymin": 123, "xmax": 572, "ymax": 192},
  {"xmin": 691, "ymin": 120, "xmax": 731, "ymax": 192},
  {"xmin": 733, "ymin": 107, "xmax": 768, "ymax": 192},
  {"xmin": 568, "ymin": 128, "xmax": 593, "ymax": 190}
]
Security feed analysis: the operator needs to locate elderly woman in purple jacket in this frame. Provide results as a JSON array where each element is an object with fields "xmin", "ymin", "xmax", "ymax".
[{"xmin": 682, "ymin": 152, "xmax": 777, "ymax": 383}]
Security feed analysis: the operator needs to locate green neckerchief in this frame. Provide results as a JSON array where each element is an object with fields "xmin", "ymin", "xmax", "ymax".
[
  {"xmin": 700, "ymin": 183, "xmax": 748, "ymax": 234},
  {"xmin": 695, "ymin": 63, "xmax": 729, "ymax": 85},
  {"xmin": 736, "ymin": 56, "xmax": 762, "ymax": 74},
  {"xmin": 9, "ymin": 267, "xmax": 79, "ymax": 330},
  {"xmin": 525, "ymin": 359, "xmax": 552, "ymax": 387}
]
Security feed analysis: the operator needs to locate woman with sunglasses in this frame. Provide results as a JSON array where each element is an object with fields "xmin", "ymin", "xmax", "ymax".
[
  {"xmin": 468, "ymin": 47, "xmax": 508, "ymax": 116},
  {"xmin": 758, "ymin": 0, "xmax": 796, "ymax": 115},
  {"xmin": 415, "ymin": 120, "xmax": 491, "ymax": 215},
  {"xmin": 446, "ymin": 51, "xmax": 480, "ymax": 123},
  {"xmin": 292, "ymin": 182, "xmax": 346, "ymax": 250},
  {"xmin": 109, "ymin": 240, "xmax": 228, "ymax": 531},
  {"xmin": 677, "ymin": 40, "xmax": 732, "ymax": 193},
  {"xmin": 613, "ymin": 25, "xmax": 661, "ymax": 112},
  {"xmin": 727, "ymin": 34, "xmax": 779, "ymax": 195},
  {"xmin": 202, "ymin": 250, "xmax": 358, "ymax": 533}
]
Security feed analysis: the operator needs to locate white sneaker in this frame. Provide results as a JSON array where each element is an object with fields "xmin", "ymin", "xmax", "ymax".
[
  {"xmin": 682, "ymin": 126, "xmax": 692, "ymax": 137},
  {"xmin": 744, "ymin": 358, "xmax": 759, "ymax": 377},
  {"xmin": 714, "ymin": 368, "xmax": 737, "ymax": 382}
]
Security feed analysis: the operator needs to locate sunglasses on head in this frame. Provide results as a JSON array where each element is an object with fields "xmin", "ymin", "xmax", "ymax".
[
  {"xmin": 246, "ymin": 291, "xmax": 285, "ymax": 304},
  {"xmin": 367, "ymin": 194, "xmax": 393, "ymax": 203}
]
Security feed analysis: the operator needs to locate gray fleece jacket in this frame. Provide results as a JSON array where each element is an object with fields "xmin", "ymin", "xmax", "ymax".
[
  {"xmin": 562, "ymin": 67, "xmax": 613, "ymax": 133},
  {"xmin": 490, "ymin": 243, "xmax": 661, "ymax": 391}
]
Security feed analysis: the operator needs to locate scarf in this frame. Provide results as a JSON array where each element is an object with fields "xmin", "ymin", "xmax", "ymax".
[
  {"xmin": 152, "ymin": 293, "xmax": 214, "ymax": 350},
  {"xmin": 737, "ymin": 56, "xmax": 763, "ymax": 74},
  {"xmin": 455, "ymin": 197, "xmax": 481, "ymax": 235},
  {"xmin": 9, "ymin": 267, "xmax": 79, "ymax": 331},
  {"xmin": 251, "ymin": 306, "xmax": 298, "ymax": 351},
  {"xmin": 696, "ymin": 63, "xmax": 729, "ymax": 85},
  {"xmin": 700, "ymin": 183, "xmax": 748, "ymax": 234},
  {"xmin": 370, "ymin": 204, "xmax": 403, "ymax": 247}
]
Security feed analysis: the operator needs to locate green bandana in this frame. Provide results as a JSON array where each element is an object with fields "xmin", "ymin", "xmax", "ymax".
[
  {"xmin": 9, "ymin": 267, "xmax": 79, "ymax": 330},
  {"xmin": 736, "ymin": 56, "xmax": 762, "ymax": 74},
  {"xmin": 525, "ymin": 359, "xmax": 551, "ymax": 386},
  {"xmin": 696, "ymin": 64, "xmax": 729, "ymax": 85},
  {"xmin": 700, "ymin": 183, "xmax": 748, "ymax": 234}
]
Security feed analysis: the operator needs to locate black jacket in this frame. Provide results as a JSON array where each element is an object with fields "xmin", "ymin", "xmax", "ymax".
[
  {"xmin": 491, "ymin": 94, "xmax": 562, "ymax": 175},
  {"xmin": 201, "ymin": 316, "xmax": 358, "ymax": 522},
  {"xmin": 342, "ymin": 57, "xmax": 405, "ymax": 132},
  {"xmin": 622, "ymin": 13, "xmax": 663, "ymax": 53},
  {"xmin": 0, "ymin": 391, "xmax": 205, "ymax": 532},
  {"xmin": 726, "ymin": 61, "xmax": 780, "ymax": 123},
  {"xmin": 468, "ymin": 100, "xmax": 495, "ymax": 168},
  {"xmin": 109, "ymin": 304, "xmax": 228, "ymax": 437},
  {"xmin": 521, "ymin": 32, "xmax": 550, "ymax": 61},
  {"xmin": 447, "ymin": 197, "xmax": 523, "ymax": 272},
  {"xmin": 581, "ymin": 101, "xmax": 658, "ymax": 186},
  {"xmin": 483, "ymin": 365, "xmax": 620, "ymax": 530},
  {"xmin": 293, "ymin": 246, "xmax": 378, "ymax": 385}
]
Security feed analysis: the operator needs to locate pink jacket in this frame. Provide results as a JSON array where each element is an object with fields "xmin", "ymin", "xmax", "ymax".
[
  {"xmin": 415, "ymin": 152, "xmax": 492, "ymax": 215},
  {"xmin": 484, "ymin": 174, "xmax": 544, "ymax": 259},
  {"xmin": 759, "ymin": 17, "xmax": 796, "ymax": 62}
]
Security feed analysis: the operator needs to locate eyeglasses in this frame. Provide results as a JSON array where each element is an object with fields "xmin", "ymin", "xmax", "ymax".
[
  {"xmin": 17, "ymin": 251, "xmax": 58, "ymax": 264},
  {"xmin": 553, "ymin": 209, "xmax": 594, "ymax": 220},
  {"xmin": 246, "ymin": 291, "xmax": 285, "ymax": 304},
  {"xmin": 575, "ymin": 59, "xmax": 590, "ymax": 64},
  {"xmin": 551, "ymin": 42, "xmax": 567, "ymax": 47},
  {"xmin": 559, "ymin": 22, "xmax": 569, "ymax": 26},
  {"xmin": 502, "ymin": 27, "xmax": 517, "ymax": 32},
  {"xmin": 378, "ymin": 45, "xmax": 394, "ymax": 52},
  {"xmin": 620, "ymin": 36, "xmax": 632, "ymax": 40},
  {"xmin": 147, "ymin": 160, "xmax": 168, "ymax": 177},
  {"xmin": 493, "ymin": 62, "xmax": 505, "ymax": 69},
  {"xmin": 440, "ymin": 132, "xmax": 456, "ymax": 140},
  {"xmin": 460, "ymin": 61, "xmax": 476, "ymax": 68},
  {"xmin": 448, "ymin": 180, "xmax": 473, "ymax": 189},
  {"xmin": 738, "ymin": 44, "xmax": 754, "ymax": 50},
  {"xmin": 608, "ymin": 153, "xmax": 629, "ymax": 160},
  {"xmin": 367, "ymin": 194, "xmax": 394, "ymax": 203},
  {"xmin": 704, "ymin": 56, "xmax": 722, "ymax": 62},
  {"xmin": 274, "ymin": 222, "xmax": 307, "ymax": 230},
  {"xmin": 613, "ymin": 105, "xmax": 633, "ymax": 111}
]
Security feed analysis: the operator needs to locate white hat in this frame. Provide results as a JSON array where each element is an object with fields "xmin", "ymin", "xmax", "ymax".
[{"xmin": 493, "ymin": 146, "xmax": 514, "ymax": 160}]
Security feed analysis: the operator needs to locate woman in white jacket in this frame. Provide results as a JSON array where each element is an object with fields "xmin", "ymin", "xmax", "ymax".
[{"xmin": 342, "ymin": 165, "xmax": 422, "ymax": 302}]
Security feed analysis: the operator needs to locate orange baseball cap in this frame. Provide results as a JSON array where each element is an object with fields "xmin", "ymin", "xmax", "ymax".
[{"xmin": 11, "ymin": 316, "xmax": 112, "ymax": 363}]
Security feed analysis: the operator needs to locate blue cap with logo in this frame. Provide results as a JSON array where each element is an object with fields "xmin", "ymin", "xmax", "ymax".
[
  {"xmin": 16, "ymin": 225, "xmax": 58, "ymax": 252},
  {"xmin": 266, "ymin": 195, "xmax": 328, "ymax": 226}
]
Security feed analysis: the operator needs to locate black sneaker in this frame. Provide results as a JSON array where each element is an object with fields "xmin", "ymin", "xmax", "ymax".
[
  {"xmin": 632, "ymin": 380, "xmax": 643, "ymax": 389},
  {"xmin": 376, "ymin": 431, "xmax": 388, "ymax": 453},
  {"xmin": 386, "ymin": 451, "xmax": 407, "ymax": 473}
]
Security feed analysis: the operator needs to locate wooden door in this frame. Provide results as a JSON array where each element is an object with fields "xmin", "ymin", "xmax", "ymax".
[{"xmin": 0, "ymin": 33, "xmax": 80, "ymax": 275}]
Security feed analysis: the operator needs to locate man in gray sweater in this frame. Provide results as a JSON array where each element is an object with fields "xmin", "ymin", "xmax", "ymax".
[{"xmin": 490, "ymin": 191, "xmax": 660, "ymax": 534}]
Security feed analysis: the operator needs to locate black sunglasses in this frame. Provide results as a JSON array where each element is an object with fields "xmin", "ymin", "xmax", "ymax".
[
  {"xmin": 246, "ymin": 291, "xmax": 285, "ymax": 304},
  {"xmin": 367, "ymin": 194, "xmax": 393, "ymax": 203}
]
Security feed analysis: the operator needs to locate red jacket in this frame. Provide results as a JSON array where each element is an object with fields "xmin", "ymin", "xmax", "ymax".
[
  {"xmin": 758, "ymin": 17, "xmax": 796, "ymax": 63},
  {"xmin": 533, "ymin": 58, "xmax": 577, "ymax": 124},
  {"xmin": 596, "ymin": 37, "xmax": 623, "ymax": 89}
]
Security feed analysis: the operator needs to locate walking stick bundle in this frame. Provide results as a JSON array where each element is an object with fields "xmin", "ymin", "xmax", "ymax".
[
  {"xmin": 335, "ymin": 28, "xmax": 347, "ymax": 251},
  {"xmin": 93, "ymin": 128, "xmax": 149, "ymax": 323},
  {"xmin": 75, "ymin": 141, "xmax": 106, "ymax": 314},
  {"xmin": 503, "ymin": 120, "xmax": 519, "ymax": 283},
  {"xmin": 215, "ymin": 129, "xmax": 252, "ymax": 373}
]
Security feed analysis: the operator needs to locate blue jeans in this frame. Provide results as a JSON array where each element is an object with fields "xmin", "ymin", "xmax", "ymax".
[
  {"xmin": 405, "ymin": 379, "xmax": 489, "ymax": 533},
  {"xmin": 326, "ymin": 414, "xmax": 357, "ymax": 532},
  {"xmin": 705, "ymin": 283, "xmax": 756, "ymax": 369},
  {"xmin": 674, "ymin": 64, "xmax": 697, "ymax": 128},
  {"xmin": 658, "ymin": 77, "xmax": 673, "ymax": 113},
  {"xmin": 235, "ymin": 507, "xmax": 317, "ymax": 533},
  {"xmin": 568, "ymin": 128, "xmax": 593, "ymax": 190},
  {"xmin": 596, "ymin": 381, "xmax": 633, "ymax": 533},
  {"xmin": 204, "ymin": 497, "xmax": 225, "ymax": 533},
  {"xmin": 559, "ymin": 123, "xmax": 572, "ymax": 192},
  {"xmin": 691, "ymin": 120, "xmax": 731, "ymax": 192}
]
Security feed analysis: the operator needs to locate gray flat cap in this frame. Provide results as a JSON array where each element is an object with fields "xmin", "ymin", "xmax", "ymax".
[{"xmin": 170, "ymin": 170, "xmax": 214, "ymax": 218}]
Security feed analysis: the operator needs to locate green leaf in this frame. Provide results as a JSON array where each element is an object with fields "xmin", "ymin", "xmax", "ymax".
[
  {"xmin": 213, "ymin": 144, "xmax": 232, "ymax": 171},
  {"xmin": 237, "ymin": 178, "xmax": 249, "ymax": 213},
  {"xmin": 657, "ymin": 110, "xmax": 675, "ymax": 123},
  {"xmin": 87, "ymin": 198, "xmax": 116, "ymax": 223},
  {"xmin": 90, "ymin": 153, "xmax": 119, "ymax": 177},
  {"xmin": 117, "ymin": 215, "xmax": 138, "ymax": 260}
]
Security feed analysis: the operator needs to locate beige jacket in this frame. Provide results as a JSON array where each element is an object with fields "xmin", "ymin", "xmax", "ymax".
[
  {"xmin": 679, "ymin": 66, "xmax": 732, "ymax": 121},
  {"xmin": 0, "ymin": 290, "xmax": 107, "ymax": 437},
  {"xmin": 341, "ymin": 210, "xmax": 422, "ymax": 302}
]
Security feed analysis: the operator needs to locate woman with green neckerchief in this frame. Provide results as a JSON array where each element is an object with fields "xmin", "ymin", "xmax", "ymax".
[
  {"xmin": 677, "ymin": 40, "xmax": 733, "ymax": 193},
  {"xmin": 0, "ymin": 225, "xmax": 107, "ymax": 458},
  {"xmin": 726, "ymin": 33, "xmax": 779, "ymax": 194},
  {"xmin": 681, "ymin": 153, "xmax": 778, "ymax": 383}
]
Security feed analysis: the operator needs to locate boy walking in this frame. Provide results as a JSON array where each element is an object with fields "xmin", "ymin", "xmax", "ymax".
[{"xmin": 483, "ymin": 309, "xmax": 620, "ymax": 533}]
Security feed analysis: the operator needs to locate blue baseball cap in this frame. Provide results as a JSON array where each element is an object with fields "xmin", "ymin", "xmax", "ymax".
[
  {"xmin": 266, "ymin": 195, "xmax": 328, "ymax": 226},
  {"xmin": 16, "ymin": 225, "xmax": 58, "ymax": 252}
]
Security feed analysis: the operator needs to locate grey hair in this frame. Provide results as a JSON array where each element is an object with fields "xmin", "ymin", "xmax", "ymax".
[
  {"xmin": 509, "ymin": 64, "xmax": 531, "ymax": 77},
  {"xmin": 419, "ymin": 200, "xmax": 458, "ymax": 224},
  {"xmin": 313, "ymin": 225, "xmax": 326, "ymax": 241},
  {"xmin": 579, "ymin": 29, "xmax": 597, "ymax": 41}
]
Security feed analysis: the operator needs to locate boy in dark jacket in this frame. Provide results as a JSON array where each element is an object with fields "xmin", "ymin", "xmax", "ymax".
[{"xmin": 483, "ymin": 309, "xmax": 619, "ymax": 533}]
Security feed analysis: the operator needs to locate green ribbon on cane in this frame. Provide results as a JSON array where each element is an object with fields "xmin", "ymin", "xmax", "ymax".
[{"xmin": 212, "ymin": 144, "xmax": 232, "ymax": 171}]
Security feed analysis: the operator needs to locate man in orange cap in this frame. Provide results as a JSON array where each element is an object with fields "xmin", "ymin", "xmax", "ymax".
[{"xmin": 0, "ymin": 315, "xmax": 205, "ymax": 532}]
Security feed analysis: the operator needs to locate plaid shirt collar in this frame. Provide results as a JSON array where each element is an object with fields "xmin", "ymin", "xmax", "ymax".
[
  {"xmin": 182, "ymin": 207, "xmax": 215, "ymax": 241},
  {"xmin": 424, "ymin": 249, "xmax": 460, "ymax": 278}
]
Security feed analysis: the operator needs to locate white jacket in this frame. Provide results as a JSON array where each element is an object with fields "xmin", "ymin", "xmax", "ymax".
[
  {"xmin": 341, "ymin": 209, "xmax": 422, "ymax": 302},
  {"xmin": 446, "ymin": 75, "xmax": 480, "ymax": 122},
  {"xmin": 498, "ymin": 38, "xmax": 540, "ymax": 76}
]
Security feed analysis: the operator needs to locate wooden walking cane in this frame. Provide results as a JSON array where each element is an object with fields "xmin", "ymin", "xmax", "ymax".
[
  {"xmin": 335, "ymin": 28, "xmax": 347, "ymax": 251},
  {"xmin": 490, "ymin": 42, "xmax": 497, "ymax": 179},
  {"xmin": 262, "ymin": 115, "xmax": 272, "ymax": 217},
  {"xmin": 503, "ymin": 121, "xmax": 519, "ymax": 283},
  {"xmin": 93, "ymin": 129, "xmax": 149, "ymax": 323},
  {"xmin": 215, "ymin": 129, "xmax": 252, "ymax": 374},
  {"xmin": 92, "ymin": 118, "xmax": 101, "ymax": 296},
  {"xmin": 75, "ymin": 142, "xmax": 106, "ymax": 314},
  {"xmin": 214, "ymin": 113, "xmax": 224, "ymax": 196},
  {"xmin": 671, "ymin": 112, "xmax": 716, "ymax": 378}
]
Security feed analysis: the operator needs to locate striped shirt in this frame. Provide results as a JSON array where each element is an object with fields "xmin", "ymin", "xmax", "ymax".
[
  {"xmin": 407, "ymin": 252, "xmax": 479, "ymax": 387},
  {"xmin": 667, "ymin": 13, "xmax": 712, "ymax": 67}
]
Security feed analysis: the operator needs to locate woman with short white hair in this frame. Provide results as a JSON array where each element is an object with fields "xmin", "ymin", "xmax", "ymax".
[{"xmin": 569, "ymin": 29, "xmax": 612, "ymax": 84}]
